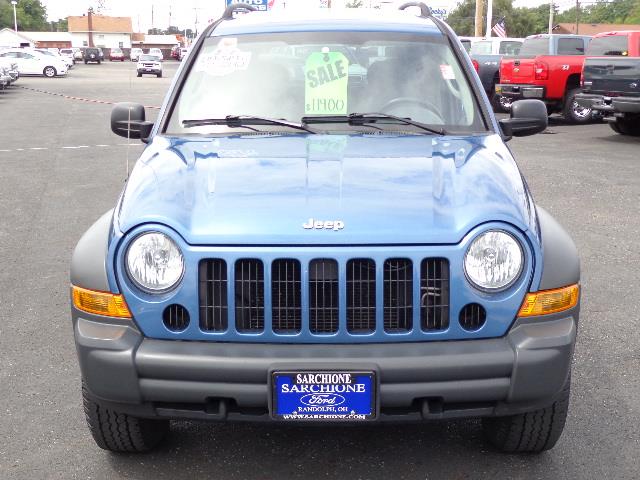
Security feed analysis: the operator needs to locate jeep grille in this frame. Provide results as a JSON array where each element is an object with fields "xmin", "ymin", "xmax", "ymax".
[{"xmin": 198, "ymin": 258, "xmax": 449, "ymax": 336}]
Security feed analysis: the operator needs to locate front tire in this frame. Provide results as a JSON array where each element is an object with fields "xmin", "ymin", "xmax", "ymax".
[
  {"xmin": 43, "ymin": 66, "xmax": 56, "ymax": 78},
  {"xmin": 482, "ymin": 377, "xmax": 570, "ymax": 453},
  {"xmin": 82, "ymin": 382, "xmax": 169, "ymax": 453},
  {"xmin": 157, "ymin": 72, "xmax": 162, "ymax": 78},
  {"xmin": 563, "ymin": 88, "xmax": 592, "ymax": 124}
]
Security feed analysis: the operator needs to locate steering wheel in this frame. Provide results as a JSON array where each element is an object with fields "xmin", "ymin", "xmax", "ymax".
[{"xmin": 380, "ymin": 96, "xmax": 444, "ymax": 123}]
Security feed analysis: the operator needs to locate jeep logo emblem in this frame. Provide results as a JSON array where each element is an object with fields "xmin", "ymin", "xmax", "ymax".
[{"xmin": 303, "ymin": 218, "xmax": 345, "ymax": 231}]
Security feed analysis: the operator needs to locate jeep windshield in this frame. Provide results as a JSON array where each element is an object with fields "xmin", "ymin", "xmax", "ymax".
[{"xmin": 166, "ymin": 31, "xmax": 487, "ymax": 135}]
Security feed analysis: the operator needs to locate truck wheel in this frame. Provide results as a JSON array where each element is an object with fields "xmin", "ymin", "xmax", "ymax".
[
  {"xmin": 482, "ymin": 376, "xmax": 570, "ymax": 453},
  {"xmin": 611, "ymin": 119, "xmax": 640, "ymax": 136},
  {"xmin": 82, "ymin": 382, "xmax": 169, "ymax": 453},
  {"xmin": 495, "ymin": 95, "xmax": 513, "ymax": 113},
  {"xmin": 563, "ymin": 88, "xmax": 592, "ymax": 124}
]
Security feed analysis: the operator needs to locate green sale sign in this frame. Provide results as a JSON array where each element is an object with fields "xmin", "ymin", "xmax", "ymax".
[{"xmin": 304, "ymin": 51, "xmax": 350, "ymax": 115}]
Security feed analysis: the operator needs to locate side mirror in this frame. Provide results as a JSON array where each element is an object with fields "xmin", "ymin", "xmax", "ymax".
[
  {"xmin": 111, "ymin": 102, "xmax": 154, "ymax": 142},
  {"xmin": 499, "ymin": 99, "xmax": 548, "ymax": 138}
]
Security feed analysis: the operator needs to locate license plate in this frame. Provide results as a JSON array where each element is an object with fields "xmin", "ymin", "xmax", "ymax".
[
  {"xmin": 272, "ymin": 371, "xmax": 375, "ymax": 421},
  {"xmin": 523, "ymin": 89, "xmax": 543, "ymax": 98}
]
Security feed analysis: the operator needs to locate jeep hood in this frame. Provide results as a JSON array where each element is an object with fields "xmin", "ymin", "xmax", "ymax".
[{"xmin": 116, "ymin": 134, "xmax": 537, "ymax": 245}]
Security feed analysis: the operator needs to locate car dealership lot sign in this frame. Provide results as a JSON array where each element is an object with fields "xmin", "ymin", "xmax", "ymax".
[{"xmin": 225, "ymin": 0, "xmax": 275, "ymax": 10}]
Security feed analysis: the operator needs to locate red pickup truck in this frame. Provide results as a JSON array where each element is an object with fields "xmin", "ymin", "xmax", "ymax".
[{"xmin": 496, "ymin": 34, "xmax": 593, "ymax": 123}]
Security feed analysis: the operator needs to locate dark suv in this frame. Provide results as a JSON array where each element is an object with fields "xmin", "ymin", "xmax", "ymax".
[{"xmin": 84, "ymin": 48, "xmax": 102, "ymax": 64}]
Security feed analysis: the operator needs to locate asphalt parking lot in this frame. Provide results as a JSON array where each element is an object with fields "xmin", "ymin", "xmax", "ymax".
[{"xmin": 0, "ymin": 61, "xmax": 639, "ymax": 479}]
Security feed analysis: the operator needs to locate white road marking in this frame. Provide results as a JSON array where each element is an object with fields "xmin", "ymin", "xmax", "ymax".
[
  {"xmin": 30, "ymin": 147, "xmax": 48, "ymax": 151},
  {"xmin": 62, "ymin": 146, "xmax": 90, "ymax": 149}
]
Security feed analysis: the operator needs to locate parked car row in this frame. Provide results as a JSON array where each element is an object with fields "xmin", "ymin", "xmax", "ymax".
[
  {"xmin": 496, "ymin": 30, "xmax": 640, "ymax": 134},
  {"xmin": 0, "ymin": 48, "xmax": 68, "ymax": 78},
  {"xmin": 461, "ymin": 30, "xmax": 640, "ymax": 136}
]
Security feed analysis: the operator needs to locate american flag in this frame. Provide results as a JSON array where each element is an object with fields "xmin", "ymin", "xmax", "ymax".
[{"xmin": 492, "ymin": 17, "xmax": 507, "ymax": 38}]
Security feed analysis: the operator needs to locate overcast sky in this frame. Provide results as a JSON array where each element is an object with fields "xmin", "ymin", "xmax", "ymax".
[{"xmin": 41, "ymin": 0, "xmax": 561, "ymax": 32}]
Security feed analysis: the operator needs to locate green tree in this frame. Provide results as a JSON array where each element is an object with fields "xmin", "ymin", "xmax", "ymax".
[
  {"xmin": 49, "ymin": 17, "xmax": 67, "ymax": 32},
  {"xmin": 446, "ymin": 0, "xmax": 640, "ymax": 39},
  {"xmin": 509, "ymin": 4, "xmax": 550, "ymax": 37},
  {"xmin": 345, "ymin": 0, "xmax": 363, "ymax": 7},
  {"xmin": 557, "ymin": 0, "xmax": 640, "ymax": 25},
  {"xmin": 446, "ymin": 0, "xmax": 518, "ymax": 37},
  {"xmin": 0, "ymin": 0, "xmax": 48, "ymax": 31}
]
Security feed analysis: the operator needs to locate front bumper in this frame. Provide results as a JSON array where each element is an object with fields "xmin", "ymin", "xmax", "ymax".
[
  {"xmin": 496, "ymin": 84, "xmax": 546, "ymax": 100},
  {"xmin": 75, "ymin": 305, "xmax": 578, "ymax": 422},
  {"xmin": 575, "ymin": 93, "xmax": 640, "ymax": 114}
]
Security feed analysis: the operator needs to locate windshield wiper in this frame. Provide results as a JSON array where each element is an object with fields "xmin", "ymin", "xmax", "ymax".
[
  {"xmin": 302, "ymin": 113, "xmax": 446, "ymax": 135},
  {"xmin": 183, "ymin": 115, "xmax": 316, "ymax": 134}
]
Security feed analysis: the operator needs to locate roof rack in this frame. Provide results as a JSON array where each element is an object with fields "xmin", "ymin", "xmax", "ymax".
[
  {"xmin": 222, "ymin": 3, "xmax": 258, "ymax": 20},
  {"xmin": 398, "ymin": 2, "xmax": 432, "ymax": 18}
]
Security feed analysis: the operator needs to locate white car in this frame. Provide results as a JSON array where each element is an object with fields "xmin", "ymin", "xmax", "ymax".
[
  {"xmin": 179, "ymin": 48, "xmax": 189, "ymax": 60},
  {"xmin": 130, "ymin": 48, "xmax": 143, "ymax": 62},
  {"xmin": 469, "ymin": 37, "xmax": 524, "ymax": 56},
  {"xmin": 137, "ymin": 54, "xmax": 162, "ymax": 78},
  {"xmin": 0, "ymin": 49, "xmax": 68, "ymax": 78},
  {"xmin": 59, "ymin": 48, "xmax": 77, "ymax": 64},
  {"xmin": 35, "ymin": 48, "xmax": 74, "ymax": 69},
  {"xmin": 148, "ymin": 48, "xmax": 164, "ymax": 61}
]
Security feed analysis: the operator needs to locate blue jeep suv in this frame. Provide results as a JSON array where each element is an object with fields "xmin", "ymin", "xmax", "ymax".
[{"xmin": 70, "ymin": 2, "xmax": 580, "ymax": 453}]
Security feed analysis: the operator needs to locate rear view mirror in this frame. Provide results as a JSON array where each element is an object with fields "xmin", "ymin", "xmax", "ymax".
[
  {"xmin": 499, "ymin": 100, "xmax": 548, "ymax": 138},
  {"xmin": 111, "ymin": 102, "xmax": 154, "ymax": 142}
]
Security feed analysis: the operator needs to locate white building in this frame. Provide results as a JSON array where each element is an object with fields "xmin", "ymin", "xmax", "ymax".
[
  {"xmin": 67, "ymin": 13, "xmax": 133, "ymax": 49},
  {"xmin": 0, "ymin": 28, "xmax": 35, "ymax": 48},
  {"xmin": 20, "ymin": 31, "xmax": 73, "ymax": 49}
]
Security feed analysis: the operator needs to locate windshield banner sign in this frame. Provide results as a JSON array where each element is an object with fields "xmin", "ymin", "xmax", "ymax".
[{"xmin": 304, "ymin": 51, "xmax": 349, "ymax": 115}]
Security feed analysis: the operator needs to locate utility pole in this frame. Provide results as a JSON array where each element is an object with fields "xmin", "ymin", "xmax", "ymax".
[
  {"xmin": 474, "ymin": 0, "xmax": 483, "ymax": 37},
  {"xmin": 575, "ymin": 0, "xmax": 580, "ymax": 34},
  {"xmin": 485, "ymin": 0, "xmax": 493, "ymax": 37}
]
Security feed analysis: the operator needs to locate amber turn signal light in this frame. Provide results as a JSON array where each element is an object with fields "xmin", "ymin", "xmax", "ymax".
[
  {"xmin": 71, "ymin": 285, "xmax": 132, "ymax": 318},
  {"xmin": 518, "ymin": 284, "xmax": 579, "ymax": 317}
]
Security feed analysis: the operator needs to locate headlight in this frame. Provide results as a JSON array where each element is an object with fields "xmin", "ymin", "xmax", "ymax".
[
  {"xmin": 126, "ymin": 232, "xmax": 184, "ymax": 293},
  {"xmin": 464, "ymin": 230, "xmax": 524, "ymax": 292}
]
